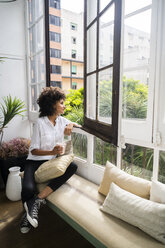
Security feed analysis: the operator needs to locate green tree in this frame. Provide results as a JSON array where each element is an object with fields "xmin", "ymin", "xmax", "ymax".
[
  {"xmin": 63, "ymin": 88, "xmax": 84, "ymax": 125},
  {"xmin": 122, "ymin": 77, "xmax": 148, "ymax": 119},
  {"xmin": 99, "ymin": 77, "xmax": 148, "ymax": 119}
]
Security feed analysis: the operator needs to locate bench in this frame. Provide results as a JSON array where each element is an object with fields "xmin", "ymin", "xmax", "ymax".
[{"xmin": 37, "ymin": 174, "xmax": 165, "ymax": 248}]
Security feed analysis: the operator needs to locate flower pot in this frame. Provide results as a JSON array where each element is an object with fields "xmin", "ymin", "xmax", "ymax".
[{"xmin": 6, "ymin": 166, "xmax": 22, "ymax": 201}]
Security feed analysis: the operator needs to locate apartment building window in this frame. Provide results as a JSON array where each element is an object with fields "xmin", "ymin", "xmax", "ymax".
[
  {"xmin": 72, "ymin": 50, "xmax": 76, "ymax": 59},
  {"xmin": 72, "ymin": 82, "xmax": 77, "ymax": 89},
  {"xmin": 49, "ymin": 15, "xmax": 60, "ymax": 26},
  {"xmin": 49, "ymin": 0, "xmax": 60, "ymax": 9},
  {"xmin": 71, "ymin": 23, "xmax": 77, "ymax": 31},
  {"xmin": 72, "ymin": 65, "xmax": 77, "ymax": 74},
  {"xmin": 50, "ymin": 65, "xmax": 61, "ymax": 74},
  {"xmin": 50, "ymin": 81, "xmax": 62, "ymax": 88},
  {"xmin": 50, "ymin": 48, "xmax": 61, "ymax": 58},
  {"xmin": 72, "ymin": 37, "xmax": 77, "ymax": 44},
  {"xmin": 50, "ymin": 31, "xmax": 61, "ymax": 42}
]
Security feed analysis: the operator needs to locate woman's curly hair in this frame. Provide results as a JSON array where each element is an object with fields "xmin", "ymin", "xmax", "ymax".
[{"xmin": 37, "ymin": 87, "xmax": 66, "ymax": 117}]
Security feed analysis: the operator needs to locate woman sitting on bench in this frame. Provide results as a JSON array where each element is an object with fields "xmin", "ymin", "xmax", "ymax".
[{"xmin": 20, "ymin": 86, "xmax": 79, "ymax": 234}]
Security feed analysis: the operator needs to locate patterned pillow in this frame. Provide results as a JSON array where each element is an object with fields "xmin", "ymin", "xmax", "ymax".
[
  {"xmin": 35, "ymin": 153, "xmax": 74, "ymax": 183},
  {"xmin": 100, "ymin": 183, "xmax": 165, "ymax": 244}
]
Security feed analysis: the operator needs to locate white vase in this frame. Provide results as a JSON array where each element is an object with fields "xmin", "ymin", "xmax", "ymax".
[{"xmin": 6, "ymin": 166, "xmax": 22, "ymax": 201}]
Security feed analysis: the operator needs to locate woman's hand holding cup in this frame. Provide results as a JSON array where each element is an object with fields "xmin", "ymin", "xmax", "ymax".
[{"xmin": 52, "ymin": 144, "xmax": 65, "ymax": 155}]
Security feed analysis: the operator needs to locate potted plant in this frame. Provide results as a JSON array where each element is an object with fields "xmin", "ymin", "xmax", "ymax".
[
  {"xmin": 0, "ymin": 95, "xmax": 26, "ymax": 145},
  {"xmin": 0, "ymin": 137, "xmax": 30, "ymax": 185}
]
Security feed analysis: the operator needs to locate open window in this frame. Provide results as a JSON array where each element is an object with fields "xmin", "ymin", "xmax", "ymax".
[{"xmin": 83, "ymin": 0, "xmax": 122, "ymax": 146}]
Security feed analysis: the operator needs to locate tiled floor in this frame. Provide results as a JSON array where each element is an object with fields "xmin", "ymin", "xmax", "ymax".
[{"xmin": 0, "ymin": 190, "xmax": 94, "ymax": 248}]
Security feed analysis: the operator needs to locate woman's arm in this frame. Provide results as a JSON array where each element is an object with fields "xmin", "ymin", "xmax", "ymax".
[
  {"xmin": 64, "ymin": 123, "xmax": 81, "ymax": 136},
  {"xmin": 31, "ymin": 145, "xmax": 63, "ymax": 156}
]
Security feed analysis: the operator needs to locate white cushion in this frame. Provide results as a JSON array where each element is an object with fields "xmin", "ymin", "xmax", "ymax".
[
  {"xmin": 150, "ymin": 180, "xmax": 165, "ymax": 204},
  {"xmin": 98, "ymin": 161, "xmax": 151, "ymax": 199},
  {"xmin": 35, "ymin": 153, "xmax": 74, "ymax": 183},
  {"xmin": 100, "ymin": 182, "xmax": 165, "ymax": 244}
]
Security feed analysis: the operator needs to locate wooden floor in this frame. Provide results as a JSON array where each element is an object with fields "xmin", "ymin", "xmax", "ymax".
[{"xmin": 0, "ymin": 190, "xmax": 94, "ymax": 248}]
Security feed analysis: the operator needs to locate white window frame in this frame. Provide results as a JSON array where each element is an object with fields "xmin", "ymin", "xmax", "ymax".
[
  {"xmin": 25, "ymin": 0, "xmax": 165, "ymax": 184},
  {"xmin": 74, "ymin": 0, "xmax": 165, "ymax": 185},
  {"xmin": 25, "ymin": 0, "xmax": 46, "ymax": 125},
  {"xmin": 121, "ymin": 3, "xmax": 154, "ymax": 146}
]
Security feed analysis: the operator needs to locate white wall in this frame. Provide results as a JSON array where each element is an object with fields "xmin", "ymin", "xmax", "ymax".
[{"xmin": 0, "ymin": 0, "xmax": 30, "ymax": 141}]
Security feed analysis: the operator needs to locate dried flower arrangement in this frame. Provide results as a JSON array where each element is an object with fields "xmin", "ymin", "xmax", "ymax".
[{"xmin": 0, "ymin": 138, "xmax": 30, "ymax": 159}]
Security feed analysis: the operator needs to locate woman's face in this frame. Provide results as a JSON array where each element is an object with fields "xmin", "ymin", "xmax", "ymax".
[{"xmin": 54, "ymin": 99, "xmax": 65, "ymax": 115}]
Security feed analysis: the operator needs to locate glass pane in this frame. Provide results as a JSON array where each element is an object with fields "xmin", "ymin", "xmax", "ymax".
[
  {"xmin": 122, "ymin": 144, "xmax": 153, "ymax": 181},
  {"xmin": 87, "ymin": 0, "xmax": 97, "ymax": 26},
  {"xmin": 98, "ymin": 67, "xmax": 113, "ymax": 124},
  {"xmin": 35, "ymin": 0, "xmax": 44, "ymax": 20},
  {"xmin": 99, "ymin": 3, "xmax": 114, "ymax": 68},
  {"xmin": 38, "ymin": 82, "xmax": 46, "ymax": 95},
  {"xmin": 71, "ymin": 133, "xmax": 87, "ymax": 159},
  {"xmin": 28, "ymin": 0, "xmax": 35, "ymax": 25},
  {"xmin": 158, "ymin": 151, "xmax": 165, "ymax": 183},
  {"xmin": 30, "ymin": 56, "xmax": 37, "ymax": 83},
  {"xmin": 87, "ymin": 23, "xmax": 97, "ymax": 73},
  {"xmin": 36, "ymin": 19, "xmax": 44, "ymax": 52},
  {"xmin": 122, "ymin": 72, "xmax": 148, "ymax": 119},
  {"xmin": 125, "ymin": 0, "xmax": 152, "ymax": 15},
  {"xmin": 86, "ymin": 73, "xmax": 96, "ymax": 120},
  {"xmin": 100, "ymin": 0, "xmax": 112, "ymax": 12},
  {"xmin": 122, "ymin": 9, "xmax": 151, "ymax": 119},
  {"xmin": 37, "ymin": 52, "xmax": 45, "ymax": 83},
  {"xmin": 31, "ymin": 85, "xmax": 38, "ymax": 111},
  {"xmin": 93, "ymin": 137, "xmax": 117, "ymax": 166},
  {"xmin": 29, "ymin": 26, "xmax": 36, "ymax": 55}
]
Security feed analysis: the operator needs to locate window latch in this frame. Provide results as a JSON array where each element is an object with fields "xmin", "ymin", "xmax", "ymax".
[
  {"xmin": 156, "ymin": 131, "xmax": 162, "ymax": 146},
  {"xmin": 120, "ymin": 135, "xmax": 126, "ymax": 149}
]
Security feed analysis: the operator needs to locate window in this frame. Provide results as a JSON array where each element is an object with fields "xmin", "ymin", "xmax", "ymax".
[
  {"xmin": 122, "ymin": 0, "xmax": 153, "ymax": 143},
  {"xmin": 94, "ymin": 137, "xmax": 117, "ymax": 166},
  {"xmin": 50, "ymin": 48, "xmax": 61, "ymax": 58},
  {"xmin": 72, "ymin": 65, "xmax": 77, "ymax": 74},
  {"xmin": 49, "ymin": 15, "xmax": 60, "ymax": 26},
  {"xmin": 72, "ymin": 50, "xmax": 76, "ymax": 59},
  {"xmin": 49, "ymin": 0, "xmax": 60, "ymax": 9},
  {"xmin": 50, "ymin": 81, "xmax": 62, "ymax": 88},
  {"xmin": 27, "ymin": 0, "xmax": 46, "ymax": 112},
  {"xmin": 72, "ymin": 82, "xmax": 77, "ymax": 89},
  {"xmin": 50, "ymin": 31, "xmax": 61, "ymax": 42},
  {"xmin": 71, "ymin": 23, "xmax": 77, "ymax": 31},
  {"xmin": 72, "ymin": 37, "xmax": 76, "ymax": 44},
  {"xmin": 84, "ymin": 0, "xmax": 122, "ymax": 145},
  {"xmin": 50, "ymin": 65, "xmax": 61, "ymax": 74},
  {"xmin": 122, "ymin": 144, "xmax": 153, "ymax": 181}
]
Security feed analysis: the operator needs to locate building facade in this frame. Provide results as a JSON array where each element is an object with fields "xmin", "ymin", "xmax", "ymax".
[{"xmin": 49, "ymin": 0, "xmax": 84, "ymax": 91}]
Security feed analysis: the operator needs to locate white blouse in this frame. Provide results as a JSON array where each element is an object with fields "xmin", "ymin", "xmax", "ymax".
[{"xmin": 27, "ymin": 116, "xmax": 71, "ymax": 161}]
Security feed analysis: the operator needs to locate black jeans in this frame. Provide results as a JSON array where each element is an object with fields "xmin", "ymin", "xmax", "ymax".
[{"xmin": 21, "ymin": 160, "xmax": 77, "ymax": 203}]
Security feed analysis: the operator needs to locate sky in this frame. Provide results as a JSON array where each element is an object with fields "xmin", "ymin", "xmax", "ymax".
[{"xmin": 61, "ymin": 0, "xmax": 84, "ymax": 13}]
